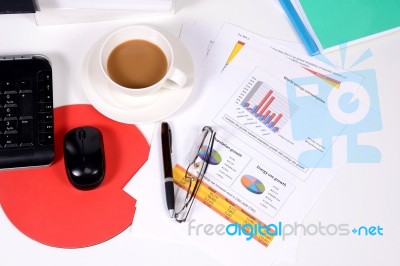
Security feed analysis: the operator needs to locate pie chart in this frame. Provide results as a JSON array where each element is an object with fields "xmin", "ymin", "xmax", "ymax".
[
  {"xmin": 199, "ymin": 145, "xmax": 222, "ymax": 165},
  {"xmin": 241, "ymin": 175, "xmax": 265, "ymax": 194}
]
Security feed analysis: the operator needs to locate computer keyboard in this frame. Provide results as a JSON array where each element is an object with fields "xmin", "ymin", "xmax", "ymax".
[{"xmin": 0, "ymin": 55, "xmax": 54, "ymax": 169}]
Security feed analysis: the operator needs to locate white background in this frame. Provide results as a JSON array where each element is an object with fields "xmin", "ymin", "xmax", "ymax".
[{"xmin": 0, "ymin": 0, "xmax": 399, "ymax": 265}]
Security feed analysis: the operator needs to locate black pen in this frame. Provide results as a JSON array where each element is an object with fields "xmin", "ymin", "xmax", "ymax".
[{"xmin": 161, "ymin": 122, "xmax": 175, "ymax": 218}]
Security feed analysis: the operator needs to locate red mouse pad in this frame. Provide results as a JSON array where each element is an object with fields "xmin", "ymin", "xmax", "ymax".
[{"xmin": 0, "ymin": 104, "xmax": 150, "ymax": 248}]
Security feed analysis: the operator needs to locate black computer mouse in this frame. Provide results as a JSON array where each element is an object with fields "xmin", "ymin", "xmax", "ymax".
[{"xmin": 63, "ymin": 126, "xmax": 105, "ymax": 190}]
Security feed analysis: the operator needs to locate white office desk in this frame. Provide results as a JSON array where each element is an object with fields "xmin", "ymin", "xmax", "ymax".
[{"xmin": 0, "ymin": 1, "xmax": 399, "ymax": 265}]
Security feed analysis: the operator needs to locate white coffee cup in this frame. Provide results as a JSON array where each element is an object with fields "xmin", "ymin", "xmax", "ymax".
[{"xmin": 99, "ymin": 25, "xmax": 187, "ymax": 97}]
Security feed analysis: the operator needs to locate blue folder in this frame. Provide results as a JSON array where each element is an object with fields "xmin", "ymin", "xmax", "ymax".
[{"xmin": 279, "ymin": 0, "xmax": 319, "ymax": 55}]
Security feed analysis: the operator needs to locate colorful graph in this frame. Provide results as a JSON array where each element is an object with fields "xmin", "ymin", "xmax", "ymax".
[
  {"xmin": 222, "ymin": 40, "xmax": 245, "ymax": 72},
  {"xmin": 241, "ymin": 81, "xmax": 297, "ymax": 133},
  {"xmin": 241, "ymin": 175, "xmax": 265, "ymax": 194},
  {"xmin": 199, "ymin": 145, "xmax": 222, "ymax": 165},
  {"xmin": 302, "ymin": 67, "xmax": 341, "ymax": 89}
]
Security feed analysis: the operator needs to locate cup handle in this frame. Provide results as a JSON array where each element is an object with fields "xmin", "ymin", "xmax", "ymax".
[{"xmin": 167, "ymin": 67, "xmax": 188, "ymax": 88}]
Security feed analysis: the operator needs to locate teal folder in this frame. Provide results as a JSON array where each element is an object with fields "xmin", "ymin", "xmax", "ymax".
[{"xmin": 280, "ymin": 0, "xmax": 400, "ymax": 55}]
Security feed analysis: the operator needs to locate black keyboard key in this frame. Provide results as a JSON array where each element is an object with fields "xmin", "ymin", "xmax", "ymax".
[
  {"xmin": 39, "ymin": 132, "xmax": 54, "ymax": 145},
  {"xmin": 4, "ymin": 132, "xmax": 18, "ymax": 148},
  {"xmin": 39, "ymin": 92, "xmax": 52, "ymax": 102},
  {"xmin": 38, "ymin": 71, "xmax": 52, "ymax": 82},
  {"xmin": 3, "ymin": 107, "xmax": 18, "ymax": 120},
  {"xmin": 39, "ymin": 112, "xmax": 53, "ymax": 121},
  {"xmin": 19, "ymin": 91, "xmax": 34, "ymax": 119},
  {"xmin": 39, "ymin": 102, "xmax": 53, "ymax": 113},
  {"xmin": 38, "ymin": 81, "xmax": 52, "ymax": 92},
  {"xmin": 4, "ymin": 120, "xmax": 18, "ymax": 134},
  {"xmin": 19, "ymin": 119, "xmax": 33, "ymax": 147},
  {"xmin": 3, "ymin": 91, "xmax": 18, "ymax": 107},
  {"xmin": 40, "ymin": 121, "xmax": 54, "ymax": 132},
  {"xmin": 18, "ymin": 80, "xmax": 32, "ymax": 93},
  {"xmin": 1, "ymin": 81, "xmax": 16, "ymax": 93}
]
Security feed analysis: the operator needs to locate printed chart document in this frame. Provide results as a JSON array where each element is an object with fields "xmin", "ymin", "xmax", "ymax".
[
  {"xmin": 127, "ymin": 23, "xmax": 370, "ymax": 266},
  {"xmin": 174, "ymin": 22, "xmax": 364, "ymax": 224}
]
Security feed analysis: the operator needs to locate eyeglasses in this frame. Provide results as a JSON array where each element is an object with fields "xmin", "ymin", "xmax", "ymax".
[{"xmin": 174, "ymin": 126, "xmax": 216, "ymax": 223}]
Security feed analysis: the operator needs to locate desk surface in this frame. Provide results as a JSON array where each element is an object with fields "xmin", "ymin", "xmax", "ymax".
[{"xmin": 0, "ymin": 1, "xmax": 399, "ymax": 265}]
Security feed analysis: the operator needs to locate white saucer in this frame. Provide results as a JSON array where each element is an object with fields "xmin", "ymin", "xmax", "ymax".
[{"xmin": 82, "ymin": 29, "xmax": 195, "ymax": 124}]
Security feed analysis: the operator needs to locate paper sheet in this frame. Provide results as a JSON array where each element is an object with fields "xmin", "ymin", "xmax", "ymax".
[
  {"xmin": 126, "ymin": 22, "xmax": 370, "ymax": 265},
  {"xmin": 174, "ymin": 22, "xmax": 363, "ymax": 222}
]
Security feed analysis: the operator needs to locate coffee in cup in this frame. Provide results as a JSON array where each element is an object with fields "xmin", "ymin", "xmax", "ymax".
[
  {"xmin": 107, "ymin": 39, "xmax": 168, "ymax": 89},
  {"xmin": 100, "ymin": 25, "xmax": 187, "ymax": 97}
]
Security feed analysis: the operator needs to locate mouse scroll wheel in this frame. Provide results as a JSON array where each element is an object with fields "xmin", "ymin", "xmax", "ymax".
[{"xmin": 79, "ymin": 129, "xmax": 86, "ymax": 140}]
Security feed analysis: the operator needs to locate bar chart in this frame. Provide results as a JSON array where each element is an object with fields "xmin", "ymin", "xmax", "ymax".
[{"xmin": 241, "ymin": 81, "xmax": 297, "ymax": 133}]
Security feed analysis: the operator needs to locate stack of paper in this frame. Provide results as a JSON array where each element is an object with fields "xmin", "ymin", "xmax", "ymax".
[
  {"xmin": 34, "ymin": 0, "xmax": 175, "ymax": 25},
  {"xmin": 280, "ymin": 0, "xmax": 400, "ymax": 55},
  {"xmin": 37, "ymin": 0, "xmax": 175, "ymax": 12}
]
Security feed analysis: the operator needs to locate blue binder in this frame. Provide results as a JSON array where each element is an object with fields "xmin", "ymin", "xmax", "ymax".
[{"xmin": 279, "ymin": 0, "xmax": 319, "ymax": 55}]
